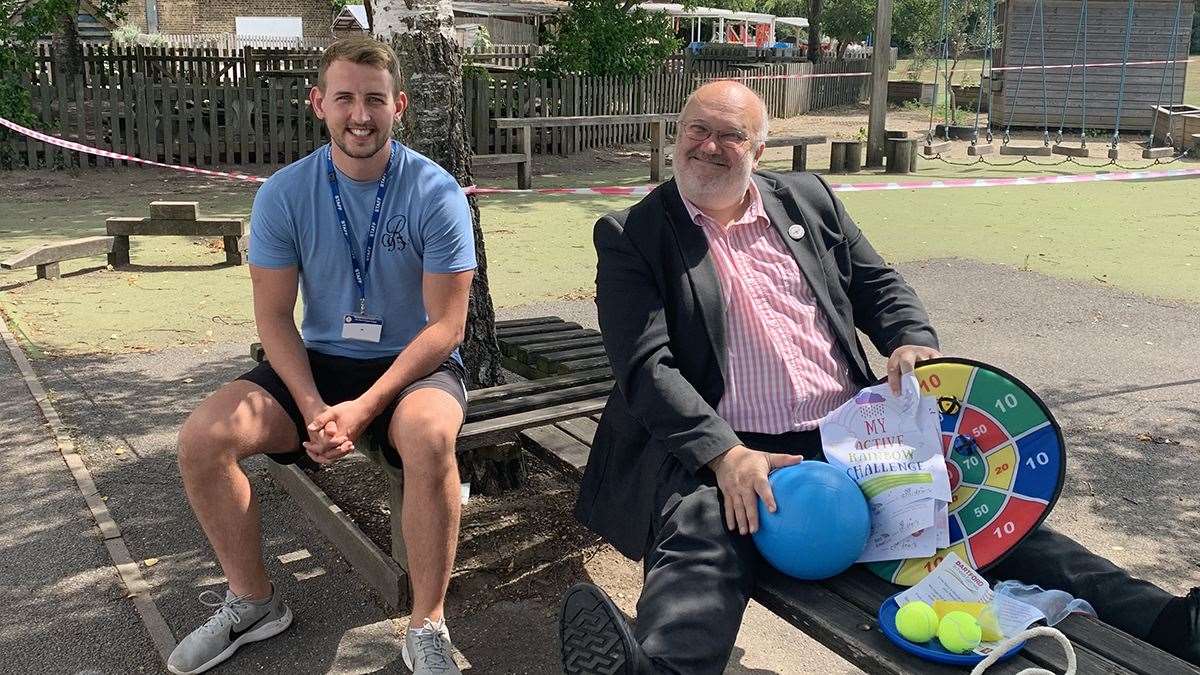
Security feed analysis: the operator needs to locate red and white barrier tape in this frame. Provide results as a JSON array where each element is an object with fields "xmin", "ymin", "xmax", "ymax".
[
  {"xmin": 4, "ymin": 115, "xmax": 1199, "ymax": 197},
  {"xmin": 0, "ymin": 116, "xmax": 268, "ymax": 183},
  {"xmin": 705, "ymin": 71, "xmax": 873, "ymax": 81}
]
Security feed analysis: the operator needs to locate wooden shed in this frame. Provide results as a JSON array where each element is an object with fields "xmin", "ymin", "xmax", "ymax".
[{"xmin": 991, "ymin": 0, "xmax": 1195, "ymax": 132}]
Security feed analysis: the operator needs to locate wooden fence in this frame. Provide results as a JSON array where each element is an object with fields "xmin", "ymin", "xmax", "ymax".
[
  {"xmin": 29, "ymin": 43, "xmax": 325, "ymax": 86},
  {"xmin": 2, "ymin": 60, "xmax": 871, "ymax": 170}
]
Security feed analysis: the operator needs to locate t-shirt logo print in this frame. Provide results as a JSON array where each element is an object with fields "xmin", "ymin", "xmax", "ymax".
[{"xmin": 382, "ymin": 215, "xmax": 408, "ymax": 253}]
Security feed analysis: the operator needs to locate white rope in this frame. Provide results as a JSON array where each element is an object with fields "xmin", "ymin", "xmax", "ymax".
[{"xmin": 970, "ymin": 626, "xmax": 1077, "ymax": 675}]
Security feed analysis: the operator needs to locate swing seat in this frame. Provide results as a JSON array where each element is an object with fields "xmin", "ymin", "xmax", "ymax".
[
  {"xmin": 1107, "ymin": 147, "xmax": 1121, "ymax": 160},
  {"xmin": 998, "ymin": 144, "xmax": 1053, "ymax": 157},
  {"xmin": 967, "ymin": 143, "xmax": 994, "ymax": 156},
  {"xmin": 923, "ymin": 140, "xmax": 952, "ymax": 156},
  {"xmin": 1051, "ymin": 143, "xmax": 1091, "ymax": 158},
  {"xmin": 1141, "ymin": 146, "xmax": 1175, "ymax": 159}
]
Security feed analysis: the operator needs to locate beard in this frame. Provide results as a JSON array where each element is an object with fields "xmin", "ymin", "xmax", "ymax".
[
  {"xmin": 330, "ymin": 126, "xmax": 390, "ymax": 160},
  {"xmin": 675, "ymin": 152, "xmax": 755, "ymax": 212}
]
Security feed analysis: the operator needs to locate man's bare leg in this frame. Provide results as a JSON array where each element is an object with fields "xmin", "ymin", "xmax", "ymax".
[
  {"xmin": 177, "ymin": 380, "xmax": 300, "ymax": 600},
  {"xmin": 388, "ymin": 387, "xmax": 464, "ymax": 623}
]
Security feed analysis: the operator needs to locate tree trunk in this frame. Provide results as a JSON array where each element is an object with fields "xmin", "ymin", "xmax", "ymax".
[
  {"xmin": 52, "ymin": 3, "xmax": 84, "ymax": 85},
  {"xmin": 807, "ymin": 0, "xmax": 824, "ymax": 63},
  {"xmin": 373, "ymin": 0, "xmax": 504, "ymax": 388}
]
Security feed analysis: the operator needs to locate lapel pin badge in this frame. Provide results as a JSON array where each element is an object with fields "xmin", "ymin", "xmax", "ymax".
[{"xmin": 788, "ymin": 224, "xmax": 805, "ymax": 241}]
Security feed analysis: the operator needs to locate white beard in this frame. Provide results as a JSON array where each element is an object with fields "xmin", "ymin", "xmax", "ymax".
[{"xmin": 675, "ymin": 155, "xmax": 755, "ymax": 213}]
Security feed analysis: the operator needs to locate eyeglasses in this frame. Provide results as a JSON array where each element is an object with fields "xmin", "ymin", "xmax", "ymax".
[{"xmin": 681, "ymin": 122, "xmax": 756, "ymax": 149}]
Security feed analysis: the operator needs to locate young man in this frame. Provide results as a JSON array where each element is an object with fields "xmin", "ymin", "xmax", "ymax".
[
  {"xmin": 169, "ymin": 37, "xmax": 474, "ymax": 675},
  {"xmin": 560, "ymin": 80, "xmax": 1200, "ymax": 673}
]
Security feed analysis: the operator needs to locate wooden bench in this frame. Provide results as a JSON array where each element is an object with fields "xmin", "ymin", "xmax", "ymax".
[
  {"xmin": 492, "ymin": 114, "xmax": 679, "ymax": 188},
  {"xmin": 1, "ymin": 236, "xmax": 117, "ymax": 280},
  {"xmin": 250, "ymin": 316, "xmax": 614, "ymax": 607},
  {"xmin": 508, "ymin": 316, "xmax": 1200, "ymax": 674},
  {"xmin": 473, "ymin": 151, "xmax": 531, "ymax": 188},
  {"xmin": 105, "ymin": 201, "xmax": 247, "ymax": 267},
  {"xmin": 762, "ymin": 134, "xmax": 827, "ymax": 172}
]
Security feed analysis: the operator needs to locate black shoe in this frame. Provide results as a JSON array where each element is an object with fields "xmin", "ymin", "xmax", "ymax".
[
  {"xmin": 1149, "ymin": 587, "xmax": 1200, "ymax": 666},
  {"xmin": 560, "ymin": 582, "xmax": 644, "ymax": 675}
]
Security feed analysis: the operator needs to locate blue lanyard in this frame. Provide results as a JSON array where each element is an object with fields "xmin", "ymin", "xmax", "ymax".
[{"xmin": 325, "ymin": 140, "xmax": 396, "ymax": 314}]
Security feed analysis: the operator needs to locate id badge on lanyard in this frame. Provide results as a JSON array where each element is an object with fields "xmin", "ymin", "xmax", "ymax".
[{"xmin": 327, "ymin": 142, "xmax": 395, "ymax": 343}]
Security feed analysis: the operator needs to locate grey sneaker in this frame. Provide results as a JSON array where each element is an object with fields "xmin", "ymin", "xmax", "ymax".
[
  {"xmin": 167, "ymin": 585, "xmax": 293, "ymax": 674},
  {"xmin": 402, "ymin": 617, "xmax": 462, "ymax": 674}
]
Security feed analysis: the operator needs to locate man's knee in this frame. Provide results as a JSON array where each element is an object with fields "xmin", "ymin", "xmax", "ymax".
[
  {"xmin": 389, "ymin": 395, "xmax": 460, "ymax": 479},
  {"xmin": 177, "ymin": 383, "xmax": 292, "ymax": 475}
]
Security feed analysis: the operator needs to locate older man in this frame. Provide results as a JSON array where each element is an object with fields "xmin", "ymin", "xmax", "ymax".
[{"xmin": 557, "ymin": 81, "xmax": 1199, "ymax": 673}]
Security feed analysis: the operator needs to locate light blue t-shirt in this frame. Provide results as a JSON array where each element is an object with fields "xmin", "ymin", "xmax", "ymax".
[{"xmin": 249, "ymin": 141, "xmax": 476, "ymax": 359}]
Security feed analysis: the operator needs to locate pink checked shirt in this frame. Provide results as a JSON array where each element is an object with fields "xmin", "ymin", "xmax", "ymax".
[{"xmin": 683, "ymin": 183, "xmax": 856, "ymax": 433}]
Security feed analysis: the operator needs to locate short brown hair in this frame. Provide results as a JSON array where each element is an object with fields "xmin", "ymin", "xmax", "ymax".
[{"xmin": 317, "ymin": 36, "xmax": 403, "ymax": 97}]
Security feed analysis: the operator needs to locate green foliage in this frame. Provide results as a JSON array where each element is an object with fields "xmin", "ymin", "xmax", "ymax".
[
  {"xmin": 893, "ymin": 0, "xmax": 937, "ymax": 54},
  {"xmin": 1, "ymin": 0, "xmax": 127, "ymax": 122},
  {"xmin": 533, "ymin": 0, "xmax": 680, "ymax": 77},
  {"xmin": 908, "ymin": 0, "xmax": 995, "ymax": 124},
  {"xmin": 821, "ymin": 0, "xmax": 872, "ymax": 54}
]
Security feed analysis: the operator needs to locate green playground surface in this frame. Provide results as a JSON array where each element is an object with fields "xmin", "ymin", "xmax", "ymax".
[{"xmin": 1, "ymin": 151, "xmax": 1198, "ymax": 356}]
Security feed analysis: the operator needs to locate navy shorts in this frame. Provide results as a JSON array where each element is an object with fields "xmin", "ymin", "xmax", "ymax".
[{"xmin": 237, "ymin": 349, "xmax": 468, "ymax": 470}]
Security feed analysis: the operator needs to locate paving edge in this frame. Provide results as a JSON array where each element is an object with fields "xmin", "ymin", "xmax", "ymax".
[
  {"xmin": 266, "ymin": 461, "xmax": 406, "ymax": 609},
  {"xmin": 0, "ymin": 314, "xmax": 178, "ymax": 663}
]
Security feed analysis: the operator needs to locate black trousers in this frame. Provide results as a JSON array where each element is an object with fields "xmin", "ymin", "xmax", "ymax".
[{"xmin": 633, "ymin": 430, "xmax": 1177, "ymax": 675}]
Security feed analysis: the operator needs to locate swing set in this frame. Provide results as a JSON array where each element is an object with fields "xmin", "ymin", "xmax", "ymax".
[{"xmin": 920, "ymin": 0, "xmax": 1191, "ymax": 169}]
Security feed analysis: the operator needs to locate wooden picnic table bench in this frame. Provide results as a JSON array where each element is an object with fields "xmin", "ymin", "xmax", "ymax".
[
  {"xmin": 105, "ymin": 201, "xmax": 246, "ymax": 267},
  {"xmin": 762, "ymin": 134, "xmax": 827, "ymax": 172},
  {"xmin": 490, "ymin": 114, "xmax": 678, "ymax": 188},
  {"xmin": 2, "ymin": 200, "xmax": 246, "ymax": 282},
  {"xmin": 1, "ymin": 236, "xmax": 118, "ymax": 280},
  {"xmin": 509, "ymin": 316, "xmax": 1200, "ymax": 675},
  {"xmin": 248, "ymin": 317, "xmax": 614, "ymax": 607}
]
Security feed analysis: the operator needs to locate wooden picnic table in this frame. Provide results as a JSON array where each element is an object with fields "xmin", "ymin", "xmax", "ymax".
[
  {"xmin": 491, "ymin": 114, "xmax": 678, "ymax": 188},
  {"xmin": 504, "ymin": 316, "xmax": 1200, "ymax": 675}
]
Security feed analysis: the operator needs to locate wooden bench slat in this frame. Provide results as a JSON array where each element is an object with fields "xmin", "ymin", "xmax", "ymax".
[
  {"xmin": 495, "ymin": 316, "xmax": 563, "ymax": 330},
  {"xmin": 495, "ymin": 322, "xmax": 583, "ymax": 339},
  {"xmin": 520, "ymin": 424, "xmax": 591, "ymax": 474},
  {"xmin": 763, "ymin": 135, "xmax": 827, "ymax": 148},
  {"xmin": 466, "ymin": 381, "xmax": 613, "ymax": 423},
  {"xmin": 499, "ymin": 328, "xmax": 600, "ymax": 354},
  {"xmin": 492, "ymin": 113, "xmax": 676, "ymax": 129},
  {"xmin": 557, "ymin": 355, "xmax": 612, "ymax": 373},
  {"xmin": 821, "ymin": 569, "xmax": 1128, "ymax": 674},
  {"xmin": 555, "ymin": 416, "xmax": 598, "ymax": 446},
  {"xmin": 473, "ymin": 153, "xmax": 527, "ymax": 166},
  {"xmin": 1053, "ymin": 613, "xmax": 1200, "ymax": 674},
  {"xmin": 458, "ymin": 396, "xmax": 608, "ymax": 451},
  {"xmin": 534, "ymin": 345, "xmax": 609, "ymax": 371},
  {"xmin": 753, "ymin": 568, "xmax": 1029, "ymax": 674},
  {"xmin": 468, "ymin": 367, "xmax": 612, "ymax": 406},
  {"xmin": 1, "ymin": 236, "xmax": 116, "ymax": 269},
  {"xmin": 106, "ymin": 217, "xmax": 246, "ymax": 237},
  {"xmin": 515, "ymin": 335, "xmax": 605, "ymax": 358}
]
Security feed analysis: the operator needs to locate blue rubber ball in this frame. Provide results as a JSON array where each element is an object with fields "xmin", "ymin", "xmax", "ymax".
[{"xmin": 752, "ymin": 462, "xmax": 871, "ymax": 580}]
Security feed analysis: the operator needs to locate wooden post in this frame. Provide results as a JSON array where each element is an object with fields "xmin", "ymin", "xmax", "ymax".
[
  {"xmin": 517, "ymin": 125, "xmax": 532, "ymax": 189},
  {"xmin": 650, "ymin": 120, "xmax": 667, "ymax": 183},
  {"xmin": 108, "ymin": 235, "xmax": 130, "ymax": 267},
  {"xmin": 36, "ymin": 263, "xmax": 60, "ymax": 280},
  {"xmin": 386, "ymin": 469, "xmax": 414, "ymax": 607},
  {"xmin": 829, "ymin": 141, "xmax": 847, "ymax": 174},
  {"xmin": 844, "ymin": 141, "xmax": 862, "ymax": 173},
  {"xmin": 224, "ymin": 235, "xmax": 246, "ymax": 265},
  {"xmin": 791, "ymin": 144, "xmax": 808, "ymax": 171},
  {"xmin": 866, "ymin": 0, "xmax": 893, "ymax": 168},
  {"xmin": 885, "ymin": 138, "xmax": 912, "ymax": 174}
]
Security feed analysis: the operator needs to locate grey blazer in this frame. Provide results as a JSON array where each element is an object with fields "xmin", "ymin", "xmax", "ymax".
[{"xmin": 574, "ymin": 170, "xmax": 940, "ymax": 560}]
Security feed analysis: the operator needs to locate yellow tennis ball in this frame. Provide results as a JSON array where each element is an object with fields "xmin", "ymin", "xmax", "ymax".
[
  {"xmin": 894, "ymin": 601, "xmax": 939, "ymax": 643},
  {"xmin": 938, "ymin": 610, "xmax": 983, "ymax": 654}
]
